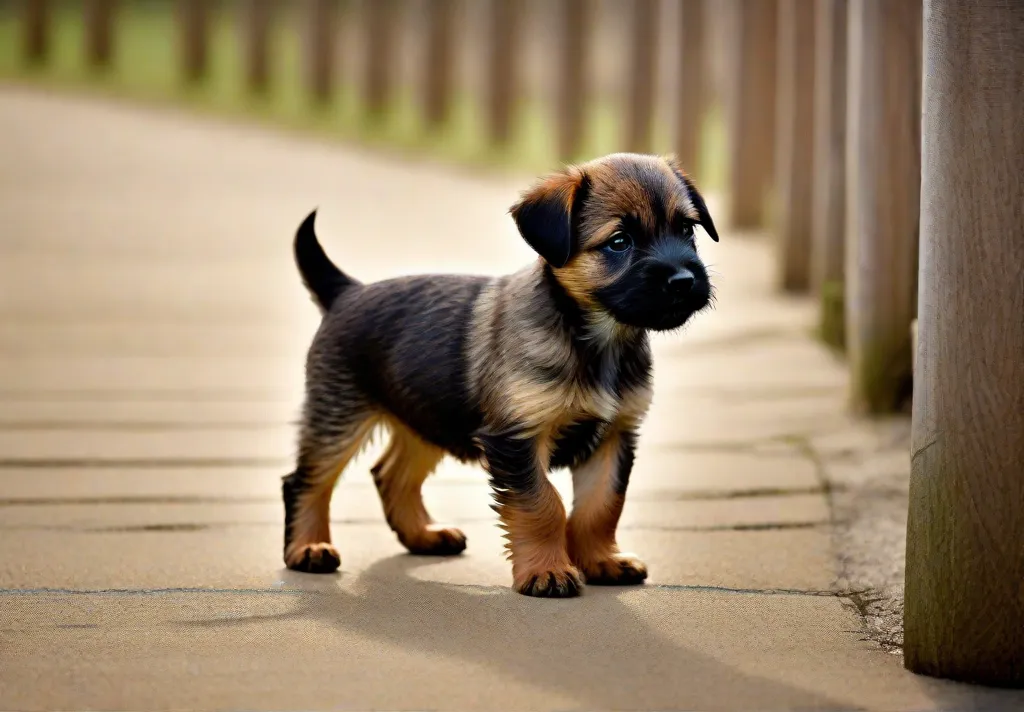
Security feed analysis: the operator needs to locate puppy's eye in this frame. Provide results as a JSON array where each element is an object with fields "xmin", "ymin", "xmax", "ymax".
[
  {"xmin": 604, "ymin": 232, "xmax": 634, "ymax": 253},
  {"xmin": 681, "ymin": 223, "xmax": 695, "ymax": 239}
]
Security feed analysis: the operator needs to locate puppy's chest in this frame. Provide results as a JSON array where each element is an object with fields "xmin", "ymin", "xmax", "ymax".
[
  {"xmin": 535, "ymin": 369, "xmax": 639, "ymax": 470},
  {"xmin": 514, "ymin": 359, "xmax": 624, "ymax": 429}
]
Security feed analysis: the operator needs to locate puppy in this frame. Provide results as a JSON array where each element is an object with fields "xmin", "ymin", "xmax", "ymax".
[{"xmin": 283, "ymin": 152, "xmax": 719, "ymax": 597}]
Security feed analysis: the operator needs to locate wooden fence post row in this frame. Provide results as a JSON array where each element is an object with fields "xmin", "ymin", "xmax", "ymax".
[{"xmin": 15, "ymin": 0, "xmax": 719, "ymax": 173}]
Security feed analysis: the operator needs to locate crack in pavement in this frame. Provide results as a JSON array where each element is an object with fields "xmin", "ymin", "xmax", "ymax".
[
  {"xmin": 0, "ymin": 458, "xmax": 292, "ymax": 469},
  {"xmin": 0, "ymin": 485, "xmax": 838, "ymax": 507},
  {"xmin": 0, "ymin": 583, "xmax": 861, "ymax": 598},
  {"xmin": 0, "ymin": 519, "xmax": 835, "ymax": 534},
  {"xmin": 0, "ymin": 420, "xmax": 292, "ymax": 431},
  {"xmin": 0, "ymin": 587, "xmax": 311, "ymax": 596}
]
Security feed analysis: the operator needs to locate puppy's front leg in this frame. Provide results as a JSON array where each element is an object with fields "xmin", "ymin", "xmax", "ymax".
[
  {"xmin": 567, "ymin": 430, "xmax": 648, "ymax": 585},
  {"xmin": 478, "ymin": 430, "xmax": 582, "ymax": 598}
]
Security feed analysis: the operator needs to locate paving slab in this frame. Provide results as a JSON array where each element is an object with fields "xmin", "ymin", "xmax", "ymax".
[
  {"xmin": 0, "ymin": 490, "xmax": 829, "ymax": 534},
  {"xmin": 4, "ymin": 586, "xmax": 1022, "ymax": 712},
  {"xmin": 0, "ymin": 517, "xmax": 836, "ymax": 592},
  {"xmin": 0, "ymin": 446, "xmax": 823, "ymax": 499}
]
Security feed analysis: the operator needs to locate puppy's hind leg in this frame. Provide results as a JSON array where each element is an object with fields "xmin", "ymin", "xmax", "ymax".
[
  {"xmin": 283, "ymin": 407, "xmax": 378, "ymax": 574},
  {"xmin": 371, "ymin": 417, "xmax": 467, "ymax": 556}
]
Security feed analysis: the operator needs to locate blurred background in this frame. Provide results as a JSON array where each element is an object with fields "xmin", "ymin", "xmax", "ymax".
[{"xmin": 0, "ymin": 0, "xmax": 730, "ymax": 182}]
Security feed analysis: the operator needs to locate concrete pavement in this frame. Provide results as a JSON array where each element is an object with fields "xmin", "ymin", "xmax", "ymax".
[{"xmin": 1, "ymin": 86, "xmax": 1021, "ymax": 711}]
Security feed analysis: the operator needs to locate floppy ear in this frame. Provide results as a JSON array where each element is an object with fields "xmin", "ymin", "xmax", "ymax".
[
  {"xmin": 509, "ymin": 168, "xmax": 588, "ymax": 268},
  {"xmin": 663, "ymin": 155, "xmax": 720, "ymax": 242}
]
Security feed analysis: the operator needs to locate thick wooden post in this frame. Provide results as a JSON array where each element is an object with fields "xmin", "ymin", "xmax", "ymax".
[
  {"xmin": 363, "ymin": 0, "xmax": 397, "ymax": 117},
  {"xmin": 624, "ymin": 0, "xmax": 659, "ymax": 154},
  {"xmin": 904, "ymin": 0, "xmax": 1024, "ymax": 687},
  {"xmin": 486, "ymin": 0, "xmax": 519, "ymax": 146},
  {"xmin": 556, "ymin": 0, "xmax": 589, "ymax": 161},
  {"xmin": 724, "ymin": 0, "xmax": 778, "ymax": 228},
  {"xmin": 675, "ymin": 0, "xmax": 706, "ymax": 173},
  {"xmin": 83, "ymin": 0, "xmax": 116, "ymax": 68},
  {"xmin": 422, "ymin": 0, "xmax": 457, "ymax": 128},
  {"xmin": 811, "ymin": 0, "xmax": 848, "ymax": 348},
  {"xmin": 304, "ymin": 0, "xmax": 337, "ymax": 104},
  {"xmin": 773, "ymin": 0, "xmax": 816, "ymax": 292},
  {"xmin": 844, "ymin": 0, "xmax": 921, "ymax": 413},
  {"xmin": 178, "ymin": 0, "xmax": 210, "ymax": 83},
  {"xmin": 22, "ymin": 0, "xmax": 50, "ymax": 64},
  {"xmin": 243, "ymin": 0, "xmax": 273, "ymax": 93}
]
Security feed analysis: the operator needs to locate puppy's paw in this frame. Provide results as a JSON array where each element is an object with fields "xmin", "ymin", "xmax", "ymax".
[
  {"xmin": 285, "ymin": 542, "xmax": 341, "ymax": 574},
  {"xmin": 401, "ymin": 525, "xmax": 468, "ymax": 556},
  {"xmin": 578, "ymin": 554, "xmax": 648, "ymax": 586},
  {"xmin": 514, "ymin": 565, "xmax": 584, "ymax": 598}
]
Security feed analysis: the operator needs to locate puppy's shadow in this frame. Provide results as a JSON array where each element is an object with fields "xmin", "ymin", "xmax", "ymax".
[{"xmin": 184, "ymin": 554, "xmax": 852, "ymax": 710}]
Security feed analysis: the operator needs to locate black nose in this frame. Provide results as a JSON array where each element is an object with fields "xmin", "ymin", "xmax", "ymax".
[{"xmin": 666, "ymin": 268, "xmax": 695, "ymax": 294}]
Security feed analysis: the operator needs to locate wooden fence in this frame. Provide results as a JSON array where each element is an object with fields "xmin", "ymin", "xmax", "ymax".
[
  {"xmin": 13, "ymin": 1, "xmax": 716, "ymax": 161},
  {"xmin": 10, "ymin": 0, "xmax": 1024, "ymax": 685}
]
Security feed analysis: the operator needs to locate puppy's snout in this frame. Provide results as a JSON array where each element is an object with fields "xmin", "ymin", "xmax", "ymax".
[{"xmin": 665, "ymin": 268, "xmax": 695, "ymax": 295}]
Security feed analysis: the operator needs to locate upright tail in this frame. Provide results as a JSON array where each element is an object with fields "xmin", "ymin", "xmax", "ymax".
[{"xmin": 294, "ymin": 209, "xmax": 356, "ymax": 312}]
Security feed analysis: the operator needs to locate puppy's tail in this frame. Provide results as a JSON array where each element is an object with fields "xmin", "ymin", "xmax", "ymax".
[{"xmin": 294, "ymin": 209, "xmax": 357, "ymax": 312}]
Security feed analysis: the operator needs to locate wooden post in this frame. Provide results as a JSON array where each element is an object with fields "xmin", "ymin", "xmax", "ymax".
[
  {"xmin": 724, "ymin": 0, "xmax": 778, "ymax": 228},
  {"xmin": 178, "ymin": 0, "xmax": 210, "ymax": 83},
  {"xmin": 556, "ymin": 0, "xmax": 589, "ymax": 161},
  {"xmin": 486, "ymin": 0, "xmax": 519, "ymax": 146},
  {"xmin": 422, "ymin": 0, "xmax": 457, "ymax": 128},
  {"xmin": 773, "ymin": 0, "xmax": 816, "ymax": 292},
  {"xmin": 811, "ymin": 0, "xmax": 848, "ymax": 349},
  {"xmin": 243, "ymin": 0, "xmax": 273, "ymax": 93},
  {"xmin": 83, "ymin": 0, "xmax": 116, "ymax": 68},
  {"xmin": 21, "ymin": 0, "xmax": 50, "ymax": 65},
  {"xmin": 624, "ymin": 0, "xmax": 659, "ymax": 154},
  {"xmin": 904, "ymin": 0, "xmax": 1024, "ymax": 687},
  {"xmin": 675, "ymin": 0, "xmax": 706, "ymax": 173},
  {"xmin": 844, "ymin": 0, "xmax": 921, "ymax": 413},
  {"xmin": 304, "ymin": 0, "xmax": 337, "ymax": 104},
  {"xmin": 364, "ymin": 0, "xmax": 397, "ymax": 117}
]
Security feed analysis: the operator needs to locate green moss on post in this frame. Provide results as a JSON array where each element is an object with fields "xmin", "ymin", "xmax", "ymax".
[
  {"xmin": 818, "ymin": 279, "xmax": 845, "ymax": 351},
  {"xmin": 850, "ymin": 340, "xmax": 913, "ymax": 414}
]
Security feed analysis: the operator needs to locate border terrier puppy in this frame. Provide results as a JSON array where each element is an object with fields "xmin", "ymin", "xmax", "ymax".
[{"xmin": 283, "ymin": 152, "xmax": 718, "ymax": 598}]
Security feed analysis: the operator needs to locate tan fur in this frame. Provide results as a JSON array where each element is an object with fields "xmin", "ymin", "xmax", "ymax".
[
  {"xmin": 285, "ymin": 415, "xmax": 379, "ymax": 568},
  {"xmin": 372, "ymin": 416, "xmax": 465, "ymax": 553},
  {"xmin": 468, "ymin": 264, "xmax": 633, "ymax": 437},
  {"xmin": 566, "ymin": 432, "xmax": 629, "ymax": 575},
  {"xmin": 502, "ymin": 480, "xmax": 582, "ymax": 595}
]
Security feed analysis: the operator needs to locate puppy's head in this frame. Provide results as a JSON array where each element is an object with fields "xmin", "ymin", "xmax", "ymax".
[{"xmin": 510, "ymin": 152, "xmax": 718, "ymax": 333}]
